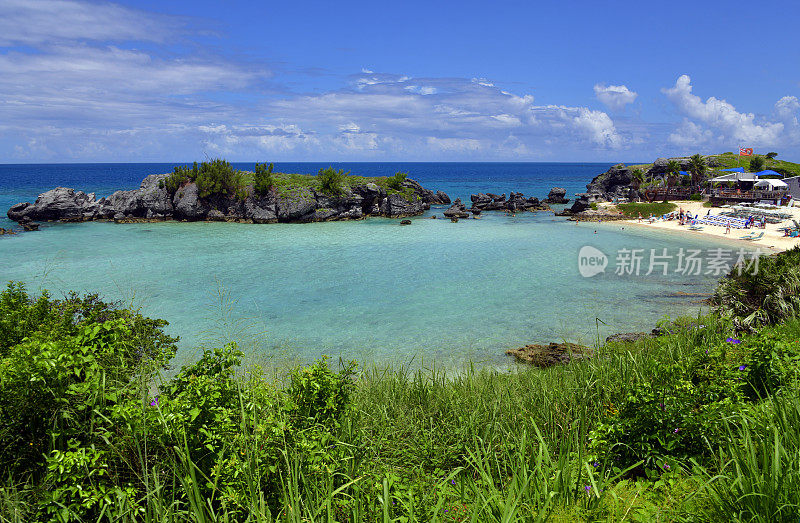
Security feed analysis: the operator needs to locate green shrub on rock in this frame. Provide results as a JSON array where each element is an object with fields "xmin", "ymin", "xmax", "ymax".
[
  {"xmin": 387, "ymin": 171, "xmax": 408, "ymax": 190},
  {"xmin": 317, "ymin": 166, "xmax": 348, "ymax": 195},
  {"xmin": 254, "ymin": 162, "xmax": 274, "ymax": 197},
  {"xmin": 164, "ymin": 159, "xmax": 246, "ymax": 199}
]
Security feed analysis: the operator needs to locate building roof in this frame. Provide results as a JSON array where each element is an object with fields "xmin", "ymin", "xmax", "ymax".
[
  {"xmin": 710, "ymin": 172, "xmax": 759, "ymax": 183},
  {"xmin": 754, "ymin": 178, "xmax": 788, "ymax": 189}
]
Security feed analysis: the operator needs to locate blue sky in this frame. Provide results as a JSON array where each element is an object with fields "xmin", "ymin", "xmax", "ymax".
[{"xmin": 1, "ymin": 0, "xmax": 799, "ymax": 162}]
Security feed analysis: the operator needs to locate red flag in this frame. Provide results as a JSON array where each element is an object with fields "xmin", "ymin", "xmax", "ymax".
[{"xmin": 739, "ymin": 147, "xmax": 753, "ymax": 156}]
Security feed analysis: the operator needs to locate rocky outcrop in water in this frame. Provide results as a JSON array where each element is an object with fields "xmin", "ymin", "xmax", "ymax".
[
  {"xmin": 469, "ymin": 192, "xmax": 550, "ymax": 213},
  {"xmin": 7, "ymin": 174, "xmax": 450, "ymax": 225},
  {"xmin": 443, "ymin": 198, "xmax": 471, "ymax": 218},
  {"xmin": 543, "ymin": 187, "xmax": 570, "ymax": 204}
]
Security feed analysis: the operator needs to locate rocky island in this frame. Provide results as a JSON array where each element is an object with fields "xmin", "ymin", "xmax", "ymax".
[{"xmin": 7, "ymin": 161, "xmax": 452, "ymax": 226}]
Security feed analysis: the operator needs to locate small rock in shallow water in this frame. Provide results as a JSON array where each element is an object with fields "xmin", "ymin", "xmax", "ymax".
[
  {"xmin": 506, "ymin": 342, "xmax": 592, "ymax": 367},
  {"xmin": 400, "ymin": 219, "xmax": 411, "ymax": 225}
]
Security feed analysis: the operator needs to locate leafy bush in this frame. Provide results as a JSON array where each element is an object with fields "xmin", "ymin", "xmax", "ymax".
[
  {"xmin": 689, "ymin": 193, "xmax": 702, "ymax": 201},
  {"xmin": 289, "ymin": 356, "xmax": 356, "ymax": 428},
  {"xmin": 164, "ymin": 159, "xmax": 246, "ymax": 199},
  {"xmin": 317, "ymin": 166, "xmax": 348, "ymax": 195},
  {"xmin": 195, "ymin": 159, "xmax": 245, "ymax": 199},
  {"xmin": 165, "ymin": 162, "xmax": 198, "ymax": 193},
  {"xmin": 387, "ymin": 171, "xmax": 408, "ymax": 190},
  {"xmin": 742, "ymin": 329, "xmax": 800, "ymax": 399},
  {"xmin": 591, "ymin": 336, "xmax": 748, "ymax": 474},
  {"xmin": 253, "ymin": 162, "xmax": 274, "ymax": 197},
  {"xmin": 711, "ymin": 246, "xmax": 800, "ymax": 329},
  {"xmin": 0, "ymin": 283, "xmax": 178, "ymax": 519}
]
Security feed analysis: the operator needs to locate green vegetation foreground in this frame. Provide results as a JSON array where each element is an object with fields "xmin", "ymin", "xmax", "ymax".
[{"xmin": 3, "ymin": 249, "xmax": 800, "ymax": 521}]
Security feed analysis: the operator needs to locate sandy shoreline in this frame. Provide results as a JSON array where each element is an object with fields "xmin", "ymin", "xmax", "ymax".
[{"xmin": 599, "ymin": 201, "xmax": 800, "ymax": 253}]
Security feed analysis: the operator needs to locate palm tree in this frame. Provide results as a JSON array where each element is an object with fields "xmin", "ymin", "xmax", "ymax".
[
  {"xmin": 688, "ymin": 154, "xmax": 707, "ymax": 188},
  {"xmin": 630, "ymin": 168, "xmax": 644, "ymax": 190},
  {"xmin": 666, "ymin": 160, "xmax": 680, "ymax": 188}
]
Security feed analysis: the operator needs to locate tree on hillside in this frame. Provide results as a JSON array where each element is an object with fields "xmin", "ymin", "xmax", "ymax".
[
  {"xmin": 666, "ymin": 160, "xmax": 680, "ymax": 188},
  {"xmin": 689, "ymin": 154, "xmax": 707, "ymax": 187},
  {"xmin": 749, "ymin": 155, "xmax": 765, "ymax": 172},
  {"xmin": 766, "ymin": 152, "xmax": 778, "ymax": 159}
]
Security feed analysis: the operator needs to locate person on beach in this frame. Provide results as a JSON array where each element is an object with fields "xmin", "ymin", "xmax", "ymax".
[
  {"xmin": 725, "ymin": 220, "xmax": 731, "ymax": 234},
  {"xmin": 638, "ymin": 212, "xmax": 642, "ymax": 223}
]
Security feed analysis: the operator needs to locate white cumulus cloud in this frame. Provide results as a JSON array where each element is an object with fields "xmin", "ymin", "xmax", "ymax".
[
  {"xmin": 662, "ymin": 74, "xmax": 784, "ymax": 145},
  {"xmin": 593, "ymin": 84, "xmax": 638, "ymax": 111}
]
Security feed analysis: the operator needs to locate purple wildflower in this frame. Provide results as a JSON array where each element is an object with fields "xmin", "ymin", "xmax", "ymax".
[
  {"xmin": 663, "ymin": 463, "xmax": 670, "ymax": 470},
  {"xmin": 584, "ymin": 485, "xmax": 592, "ymax": 493},
  {"xmin": 674, "ymin": 428, "xmax": 680, "ymax": 433},
  {"xmin": 726, "ymin": 337, "xmax": 742, "ymax": 344},
  {"xmin": 150, "ymin": 397, "xmax": 159, "ymax": 407},
  {"xmin": 450, "ymin": 479, "xmax": 456, "ymax": 485},
  {"xmin": 592, "ymin": 461, "xmax": 600, "ymax": 468},
  {"xmin": 739, "ymin": 365, "xmax": 747, "ymax": 371}
]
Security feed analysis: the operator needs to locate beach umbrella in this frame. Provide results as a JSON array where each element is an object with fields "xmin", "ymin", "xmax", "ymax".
[{"xmin": 720, "ymin": 167, "xmax": 745, "ymax": 173}]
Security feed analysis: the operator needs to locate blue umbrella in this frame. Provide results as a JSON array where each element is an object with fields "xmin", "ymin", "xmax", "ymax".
[{"xmin": 720, "ymin": 167, "xmax": 745, "ymax": 173}]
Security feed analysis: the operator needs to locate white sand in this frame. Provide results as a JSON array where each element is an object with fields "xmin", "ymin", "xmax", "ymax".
[{"xmin": 603, "ymin": 201, "xmax": 800, "ymax": 253}]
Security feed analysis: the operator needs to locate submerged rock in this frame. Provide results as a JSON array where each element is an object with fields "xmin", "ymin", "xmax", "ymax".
[{"xmin": 506, "ymin": 342, "xmax": 592, "ymax": 367}]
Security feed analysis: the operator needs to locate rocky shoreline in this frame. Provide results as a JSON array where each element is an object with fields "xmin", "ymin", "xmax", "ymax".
[
  {"xmin": 5, "ymin": 171, "xmax": 580, "ymax": 230},
  {"xmin": 6, "ymin": 173, "xmax": 452, "ymax": 227}
]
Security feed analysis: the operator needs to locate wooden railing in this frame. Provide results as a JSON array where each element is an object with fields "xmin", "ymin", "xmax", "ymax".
[{"xmin": 711, "ymin": 189, "xmax": 787, "ymax": 201}]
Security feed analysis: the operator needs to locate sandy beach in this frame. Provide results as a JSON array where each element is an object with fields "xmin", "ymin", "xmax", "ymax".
[{"xmin": 606, "ymin": 201, "xmax": 800, "ymax": 253}]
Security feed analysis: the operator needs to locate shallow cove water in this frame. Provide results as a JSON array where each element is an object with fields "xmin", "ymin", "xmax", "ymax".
[{"xmin": 1, "ymin": 208, "xmax": 739, "ymax": 369}]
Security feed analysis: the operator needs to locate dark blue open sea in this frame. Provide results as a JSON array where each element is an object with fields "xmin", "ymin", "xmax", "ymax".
[{"xmin": 0, "ymin": 163, "xmax": 739, "ymax": 368}]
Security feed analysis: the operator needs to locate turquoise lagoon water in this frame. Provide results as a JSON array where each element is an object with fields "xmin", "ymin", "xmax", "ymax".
[
  {"xmin": 0, "ymin": 163, "xmax": 749, "ymax": 368},
  {"xmin": 0, "ymin": 207, "xmax": 741, "ymax": 369}
]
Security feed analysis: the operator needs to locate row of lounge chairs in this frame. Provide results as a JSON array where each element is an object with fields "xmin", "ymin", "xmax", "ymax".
[{"xmin": 694, "ymin": 214, "xmax": 748, "ymax": 229}]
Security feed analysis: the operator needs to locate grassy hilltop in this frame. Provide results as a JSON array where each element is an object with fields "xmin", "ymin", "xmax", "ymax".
[{"xmin": 627, "ymin": 152, "xmax": 800, "ymax": 177}]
